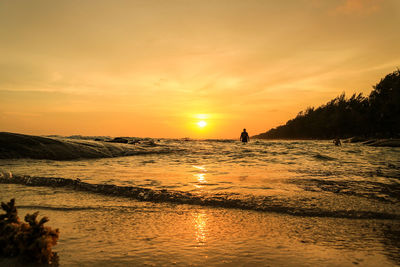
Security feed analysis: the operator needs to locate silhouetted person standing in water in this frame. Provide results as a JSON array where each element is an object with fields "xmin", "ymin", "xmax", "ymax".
[
  {"xmin": 240, "ymin": 128, "xmax": 250, "ymax": 143},
  {"xmin": 333, "ymin": 137, "xmax": 341, "ymax": 146}
]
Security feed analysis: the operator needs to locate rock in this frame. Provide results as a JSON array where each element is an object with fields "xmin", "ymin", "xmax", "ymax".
[
  {"xmin": 367, "ymin": 139, "xmax": 400, "ymax": 147},
  {"xmin": 343, "ymin": 137, "xmax": 368, "ymax": 143},
  {"xmin": 106, "ymin": 137, "xmax": 129, "ymax": 144},
  {"xmin": 0, "ymin": 132, "xmax": 143, "ymax": 160},
  {"xmin": 129, "ymin": 139, "xmax": 141, "ymax": 145}
]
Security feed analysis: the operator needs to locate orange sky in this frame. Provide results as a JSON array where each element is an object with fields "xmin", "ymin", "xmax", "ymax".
[{"xmin": 0, "ymin": 0, "xmax": 399, "ymax": 138}]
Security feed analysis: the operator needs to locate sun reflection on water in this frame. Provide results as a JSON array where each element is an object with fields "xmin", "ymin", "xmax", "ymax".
[
  {"xmin": 192, "ymin": 165, "xmax": 207, "ymax": 188},
  {"xmin": 192, "ymin": 211, "xmax": 208, "ymax": 246},
  {"xmin": 195, "ymin": 173, "xmax": 206, "ymax": 183}
]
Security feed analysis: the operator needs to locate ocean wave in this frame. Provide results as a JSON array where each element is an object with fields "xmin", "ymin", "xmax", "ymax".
[
  {"xmin": 202, "ymin": 139, "xmax": 236, "ymax": 143},
  {"xmin": 291, "ymin": 178, "xmax": 400, "ymax": 203},
  {"xmin": 17, "ymin": 205, "xmax": 98, "ymax": 211},
  {"xmin": 313, "ymin": 153, "xmax": 336, "ymax": 161},
  {"xmin": 1, "ymin": 175, "xmax": 399, "ymax": 220}
]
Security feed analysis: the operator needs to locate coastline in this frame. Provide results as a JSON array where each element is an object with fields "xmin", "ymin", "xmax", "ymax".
[
  {"xmin": 1, "ymin": 132, "xmax": 399, "ymax": 162},
  {"xmin": 0, "ymin": 132, "xmax": 170, "ymax": 160},
  {"xmin": 342, "ymin": 137, "xmax": 400, "ymax": 147},
  {"xmin": 1, "ymin": 183, "xmax": 399, "ymax": 266},
  {"xmin": 1, "ymin": 136, "xmax": 399, "ymax": 265},
  {"xmin": 2, "ymin": 175, "xmax": 398, "ymax": 220},
  {"xmin": 253, "ymin": 136, "xmax": 400, "ymax": 147}
]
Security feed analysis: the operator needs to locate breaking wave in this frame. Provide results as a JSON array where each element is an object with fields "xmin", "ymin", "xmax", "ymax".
[
  {"xmin": 313, "ymin": 153, "xmax": 336, "ymax": 161},
  {"xmin": 17, "ymin": 205, "xmax": 98, "ymax": 211},
  {"xmin": 1, "ymin": 175, "xmax": 399, "ymax": 220}
]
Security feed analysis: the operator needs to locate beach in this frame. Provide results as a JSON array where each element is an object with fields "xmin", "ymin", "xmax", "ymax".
[
  {"xmin": 1, "ymin": 134, "xmax": 400, "ymax": 266},
  {"xmin": 1, "ymin": 184, "xmax": 399, "ymax": 266}
]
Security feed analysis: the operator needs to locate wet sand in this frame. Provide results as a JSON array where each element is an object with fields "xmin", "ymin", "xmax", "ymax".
[{"xmin": 1, "ymin": 184, "xmax": 399, "ymax": 266}]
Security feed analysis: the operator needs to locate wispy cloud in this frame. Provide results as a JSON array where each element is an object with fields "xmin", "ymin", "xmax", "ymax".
[
  {"xmin": 334, "ymin": 0, "xmax": 383, "ymax": 15},
  {"xmin": 2, "ymin": 111, "xmax": 42, "ymax": 117},
  {"xmin": 0, "ymin": 0, "xmax": 398, "ymax": 137}
]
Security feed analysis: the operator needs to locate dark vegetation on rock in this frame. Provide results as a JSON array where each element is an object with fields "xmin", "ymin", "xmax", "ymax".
[
  {"xmin": 0, "ymin": 199, "xmax": 59, "ymax": 265},
  {"xmin": 254, "ymin": 70, "xmax": 400, "ymax": 140}
]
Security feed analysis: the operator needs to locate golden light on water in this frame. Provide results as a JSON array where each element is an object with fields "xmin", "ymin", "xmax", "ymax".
[
  {"xmin": 191, "ymin": 165, "xmax": 209, "ymax": 244},
  {"xmin": 194, "ymin": 173, "xmax": 206, "ymax": 184},
  {"xmin": 193, "ymin": 211, "xmax": 208, "ymax": 245},
  {"xmin": 193, "ymin": 165, "xmax": 207, "ymax": 188}
]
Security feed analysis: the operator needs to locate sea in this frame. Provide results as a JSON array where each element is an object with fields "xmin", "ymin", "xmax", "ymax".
[{"xmin": 1, "ymin": 139, "xmax": 399, "ymax": 266}]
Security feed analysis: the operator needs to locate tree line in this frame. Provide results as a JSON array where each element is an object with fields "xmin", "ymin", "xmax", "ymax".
[{"xmin": 254, "ymin": 69, "xmax": 400, "ymax": 139}]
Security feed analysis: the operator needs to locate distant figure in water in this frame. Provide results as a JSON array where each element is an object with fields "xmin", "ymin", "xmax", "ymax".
[
  {"xmin": 240, "ymin": 129, "xmax": 250, "ymax": 143},
  {"xmin": 333, "ymin": 137, "xmax": 341, "ymax": 146}
]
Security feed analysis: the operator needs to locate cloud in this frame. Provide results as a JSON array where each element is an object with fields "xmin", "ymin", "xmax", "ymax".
[
  {"xmin": 2, "ymin": 111, "xmax": 42, "ymax": 117},
  {"xmin": 334, "ymin": 0, "xmax": 383, "ymax": 15}
]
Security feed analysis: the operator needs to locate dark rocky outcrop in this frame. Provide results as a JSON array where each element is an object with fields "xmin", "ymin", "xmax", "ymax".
[
  {"xmin": 0, "ymin": 132, "xmax": 170, "ymax": 160},
  {"xmin": 106, "ymin": 137, "xmax": 129, "ymax": 144}
]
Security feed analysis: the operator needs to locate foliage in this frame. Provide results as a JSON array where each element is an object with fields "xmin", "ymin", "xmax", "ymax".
[
  {"xmin": 0, "ymin": 199, "xmax": 59, "ymax": 265},
  {"xmin": 255, "ymin": 70, "xmax": 400, "ymax": 139}
]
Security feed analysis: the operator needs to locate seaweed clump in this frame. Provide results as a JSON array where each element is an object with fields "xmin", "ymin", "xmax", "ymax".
[{"xmin": 0, "ymin": 199, "xmax": 60, "ymax": 265}]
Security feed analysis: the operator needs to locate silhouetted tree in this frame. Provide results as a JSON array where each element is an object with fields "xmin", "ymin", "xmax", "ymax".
[
  {"xmin": 254, "ymin": 70, "xmax": 400, "ymax": 139},
  {"xmin": 369, "ymin": 69, "xmax": 400, "ymax": 137}
]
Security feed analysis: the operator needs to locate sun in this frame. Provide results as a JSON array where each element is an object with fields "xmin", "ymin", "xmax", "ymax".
[{"xmin": 197, "ymin": 120, "xmax": 207, "ymax": 128}]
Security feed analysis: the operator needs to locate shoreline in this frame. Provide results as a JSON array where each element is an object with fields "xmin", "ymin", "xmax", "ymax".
[
  {"xmin": 1, "ymin": 175, "xmax": 399, "ymax": 220},
  {"xmin": 1, "ymin": 136, "xmax": 399, "ymax": 266},
  {"xmin": 1, "ymin": 183, "xmax": 399, "ymax": 266},
  {"xmin": 342, "ymin": 137, "xmax": 400, "ymax": 147},
  {"xmin": 2, "ymin": 132, "xmax": 399, "ymax": 162},
  {"xmin": 0, "ymin": 132, "xmax": 171, "ymax": 160},
  {"xmin": 253, "ymin": 136, "xmax": 400, "ymax": 147}
]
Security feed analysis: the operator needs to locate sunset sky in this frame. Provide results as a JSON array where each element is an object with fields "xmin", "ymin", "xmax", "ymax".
[{"xmin": 1, "ymin": 0, "xmax": 399, "ymax": 138}]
